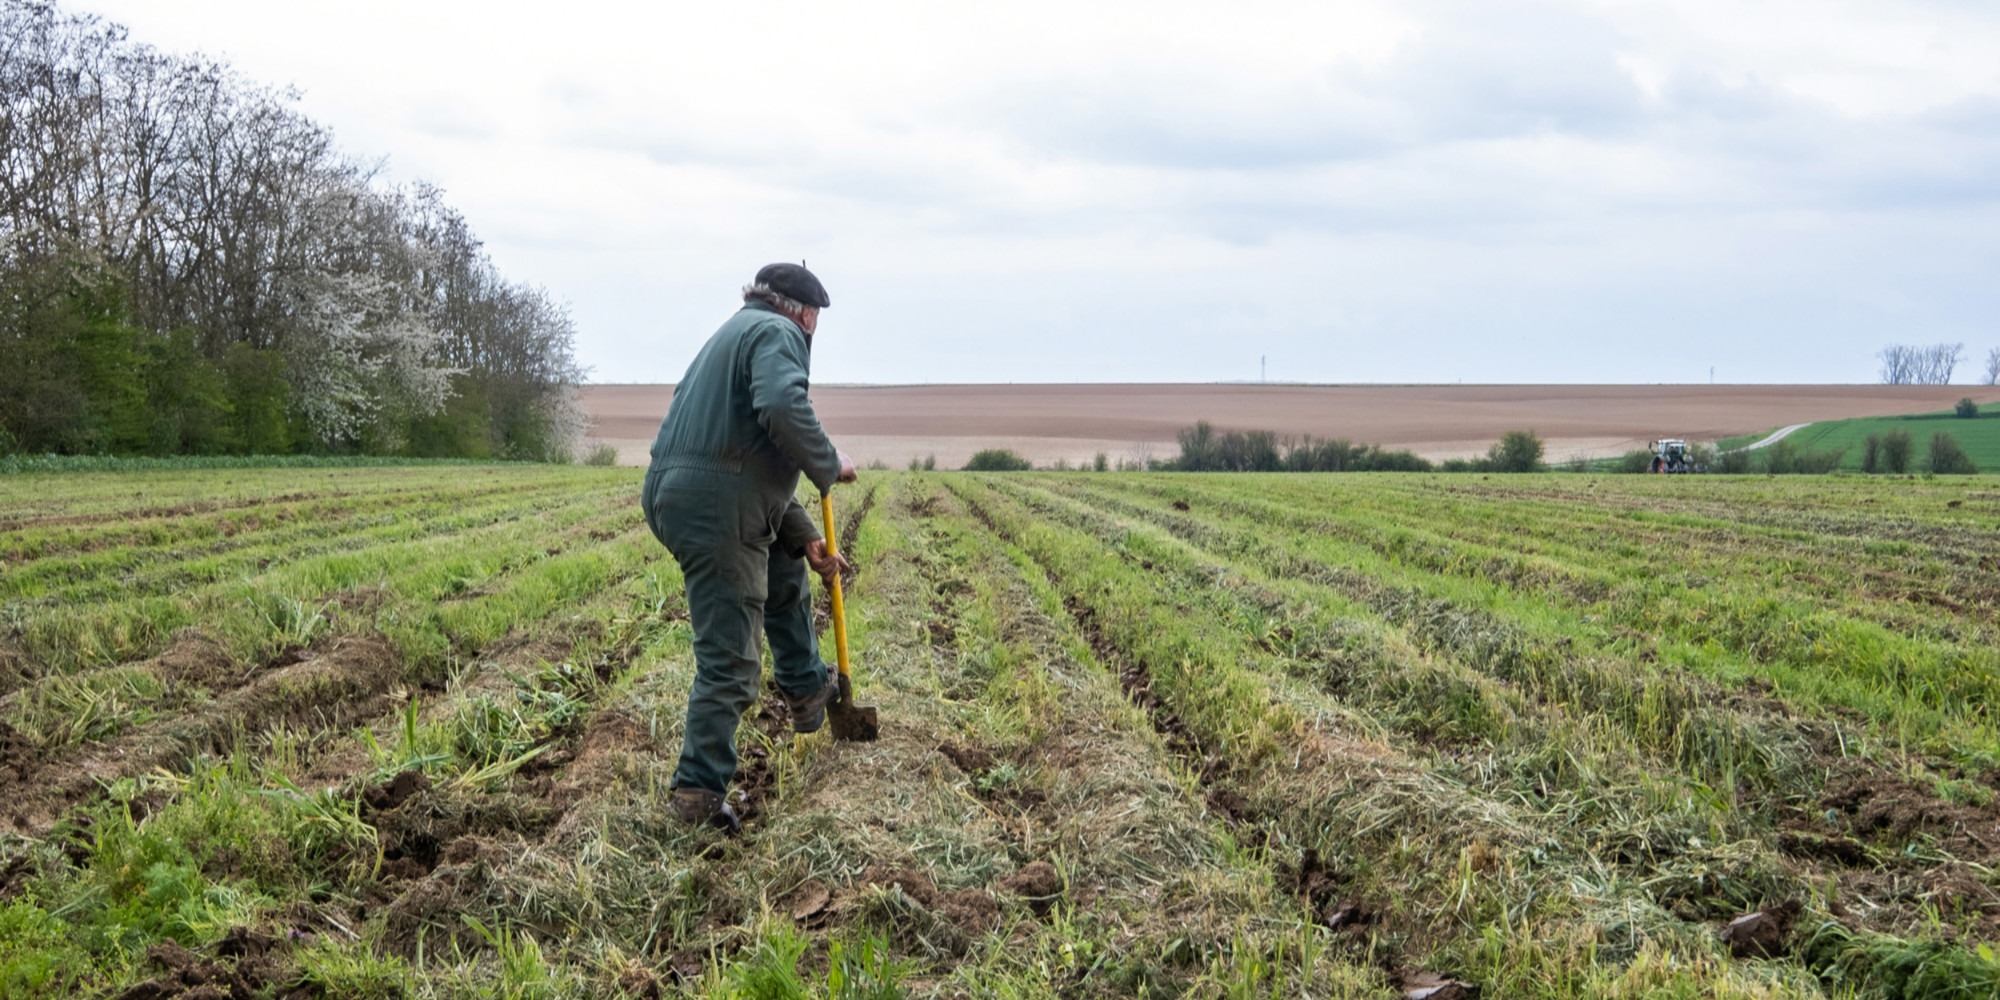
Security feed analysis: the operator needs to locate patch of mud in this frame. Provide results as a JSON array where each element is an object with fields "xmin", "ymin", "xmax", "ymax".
[
  {"xmin": 1286, "ymin": 848, "xmax": 1348, "ymax": 912},
  {"xmin": 362, "ymin": 771, "xmax": 559, "ymax": 885},
  {"xmin": 726, "ymin": 695, "xmax": 792, "ymax": 827},
  {"xmin": 377, "ymin": 833, "xmax": 532, "ymax": 957},
  {"xmin": 112, "ymin": 930, "xmax": 297, "ymax": 1000},
  {"xmin": 364, "ymin": 769, "xmax": 430, "ymax": 813},
  {"xmin": 938, "ymin": 741, "xmax": 997, "ymax": 775},
  {"xmin": 1818, "ymin": 763, "xmax": 2000, "ymax": 864},
  {"xmin": 370, "ymin": 711, "xmax": 653, "ymax": 955},
  {"xmin": 0, "ymin": 720, "xmax": 34, "ymax": 797},
  {"xmin": 854, "ymin": 863, "xmax": 1000, "ymax": 947}
]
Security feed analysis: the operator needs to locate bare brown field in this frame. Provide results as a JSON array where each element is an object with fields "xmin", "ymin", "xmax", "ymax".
[{"xmin": 583, "ymin": 383, "xmax": 2000, "ymax": 467}]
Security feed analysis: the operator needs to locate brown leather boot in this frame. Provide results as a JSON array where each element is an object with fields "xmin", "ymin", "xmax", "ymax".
[
  {"xmin": 785, "ymin": 678, "xmax": 839, "ymax": 734},
  {"xmin": 671, "ymin": 787, "xmax": 741, "ymax": 835}
]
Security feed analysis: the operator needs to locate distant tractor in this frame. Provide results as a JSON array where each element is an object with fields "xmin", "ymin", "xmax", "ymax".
[{"xmin": 1648, "ymin": 439, "xmax": 1702, "ymax": 473}]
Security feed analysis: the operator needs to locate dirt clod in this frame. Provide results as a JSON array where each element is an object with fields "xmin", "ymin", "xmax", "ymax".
[
  {"xmin": 363, "ymin": 770, "xmax": 430, "ymax": 812},
  {"xmin": 858, "ymin": 864, "xmax": 1001, "ymax": 938},
  {"xmin": 1000, "ymin": 860, "xmax": 1062, "ymax": 915},
  {"xmin": 787, "ymin": 880, "xmax": 833, "ymax": 922},
  {"xmin": 1325, "ymin": 900, "xmax": 1373, "ymax": 931},
  {"xmin": 1399, "ymin": 971, "xmax": 1479, "ymax": 999},
  {"xmin": 1720, "ymin": 900, "xmax": 1800, "ymax": 958},
  {"xmin": 112, "ymin": 934, "xmax": 293, "ymax": 1000},
  {"xmin": 938, "ymin": 741, "xmax": 997, "ymax": 775}
]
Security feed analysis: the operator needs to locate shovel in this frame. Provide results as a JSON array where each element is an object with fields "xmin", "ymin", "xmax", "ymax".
[{"xmin": 819, "ymin": 492, "xmax": 879, "ymax": 741}]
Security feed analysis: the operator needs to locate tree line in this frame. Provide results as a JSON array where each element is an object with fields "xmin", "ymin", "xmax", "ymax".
[{"xmin": 0, "ymin": 0, "xmax": 583, "ymax": 459}]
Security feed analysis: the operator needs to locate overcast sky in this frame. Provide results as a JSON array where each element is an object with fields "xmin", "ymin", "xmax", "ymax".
[{"xmin": 79, "ymin": 0, "xmax": 2000, "ymax": 385}]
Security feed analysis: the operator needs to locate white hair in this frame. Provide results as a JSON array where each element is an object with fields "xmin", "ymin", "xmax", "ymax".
[{"xmin": 742, "ymin": 283, "xmax": 811, "ymax": 318}]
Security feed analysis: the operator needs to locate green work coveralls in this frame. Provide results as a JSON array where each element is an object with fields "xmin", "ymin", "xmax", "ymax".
[{"xmin": 641, "ymin": 300, "xmax": 843, "ymax": 795}]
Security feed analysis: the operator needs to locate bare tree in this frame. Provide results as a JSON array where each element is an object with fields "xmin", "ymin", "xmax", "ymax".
[
  {"xmin": 1879, "ymin": 343, "xmax": 1964, "ymax": 384},
  {"xmin": 1879, "ymin": 345, "xmax": 1917, "ymax": 384},
  {"xmin": 1985, "ymin": 346, "xmax": 2000, "ymax": 386}
]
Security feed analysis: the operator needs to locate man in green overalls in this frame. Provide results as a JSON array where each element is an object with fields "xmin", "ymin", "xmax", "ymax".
[{"xmin": 641, "ymin": 263, "xmax": 856, "ymax": 833}]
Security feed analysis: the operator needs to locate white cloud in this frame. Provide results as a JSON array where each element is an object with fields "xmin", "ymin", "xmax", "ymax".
[{"xmin": 73, "ymin": 0, "xmax": 2000, "ymax": 383}]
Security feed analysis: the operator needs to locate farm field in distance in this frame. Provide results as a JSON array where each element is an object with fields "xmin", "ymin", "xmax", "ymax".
[
  {"xmin": 3, "ymin": 466, "xmax": 2000, "ymax": 998},
  {"xmin": 582, "ymin": 383, "xmax": 2000, "ymax": 469}
]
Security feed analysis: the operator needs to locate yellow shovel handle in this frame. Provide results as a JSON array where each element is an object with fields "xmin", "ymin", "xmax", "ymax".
[{"xmin": 819, "ymin": 493, "xmax": 852, "ymax": 684}]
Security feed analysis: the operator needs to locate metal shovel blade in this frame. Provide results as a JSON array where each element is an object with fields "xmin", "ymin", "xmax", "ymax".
[{"xmin": 826, "ymin": 673, "xmax": 879, "ymax": 742}]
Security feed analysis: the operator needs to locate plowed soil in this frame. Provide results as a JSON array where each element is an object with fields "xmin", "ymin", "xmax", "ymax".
[{"xmin": 582, "ymin": 382, "xmax": 2000, "ymax": 467}]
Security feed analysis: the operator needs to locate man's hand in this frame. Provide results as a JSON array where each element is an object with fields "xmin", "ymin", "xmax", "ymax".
[
  {"xmin": 836, "ymin": 450, "xmax": 858, "ymax": 484},
  {"xmin": 804, "ymin": 538, "xmax": 853, "ymax": 585}
]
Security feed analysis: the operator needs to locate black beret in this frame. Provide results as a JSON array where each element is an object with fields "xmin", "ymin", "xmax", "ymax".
[{"xmin": 755, "ymin": 262, "xmax": 830, "ymax": 309}]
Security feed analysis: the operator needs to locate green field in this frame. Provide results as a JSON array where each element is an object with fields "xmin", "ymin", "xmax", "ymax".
[
  {"xmin": 1719, "ymin": 410, "xmax": 2000, "ymax": 472},
  {"xmin": 3, "ymin": 467, "xmax": 2000, "ymax": 998}
]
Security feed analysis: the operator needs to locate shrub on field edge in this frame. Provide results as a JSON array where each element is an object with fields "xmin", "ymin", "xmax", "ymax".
[
  {"xmin": 1929, "ymin": 431, "xmax": 1977, "ymax": 474},
  {"xmin": 964, "ymin": 448, "xmax": 1033, "ymax": 471},
  {"xmin": 1167, "ymin": 420, "xmax": 1432, "ymax": 471},
  {"xmin": 1862, "ymin": 434, "xmax": 1881, "ymax": 474},
  {"xmin": 1956, "ymin": 397, "xmax": 1979, "ymax": 418},
  {"xmin": 1881, "ymin": 429, "xmax": 1914, "ymax": 473},
  {"xmin": 582, "ymin": 442, "xmax": 619, "ymax": 466},
  {"xmin": 1763, "ymin": 439, "xmax": 1845, "ymax": 474},
  {"xmin": 1485, "ymin": 429, "xmax": 1545, "ymax": 473}
]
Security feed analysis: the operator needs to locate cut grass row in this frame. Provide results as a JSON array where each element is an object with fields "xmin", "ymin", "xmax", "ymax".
[
  {"xmin": 0, "ymin": 463, "xmax": 549, "ymax": 526},
  {"xmin": 6, "ymin": 468, "xmax": 1999, "ymax": 998},
  {"xmin": 941, "ymin": 475, "xmax": 1843, "ymax": 998},
  {"xmin": 0, "ymin": 541, "xmax": 696, "ymax": 996},
  {"xmin": 0, "ymin": 475, "xmax": 580, "ymax": 600},
  {"xmin": 5, "ymin": 478, "xmax": 639, "ymax": 679},
  {"xmin": 946, "ymin": 472, "xmax": 2000, "ymax": 998},
  {"xmin": 1089, "ymin": 474, "xmax": 2000, "ymax": 767},
  {"xmin": 1262, "ymin": 476, "xmax": 2000, "ymax": 632}
]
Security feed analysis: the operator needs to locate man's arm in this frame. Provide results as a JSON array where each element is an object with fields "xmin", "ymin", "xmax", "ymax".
[
  {"xmin": 747, "ymin": 322, "xmax": 843, "ymax": 493},
  {"xmin": 777, "ymin": 498, "xmax": 820, "ymax": 558}
]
